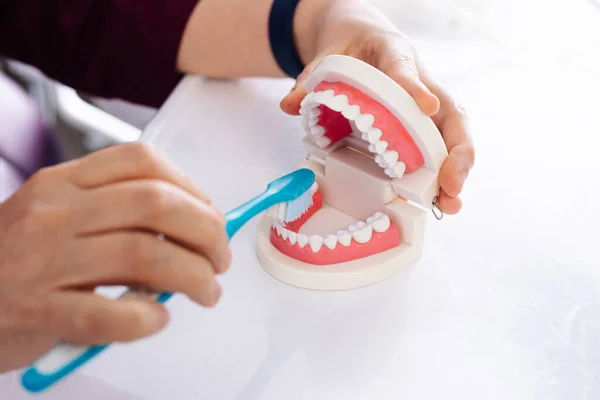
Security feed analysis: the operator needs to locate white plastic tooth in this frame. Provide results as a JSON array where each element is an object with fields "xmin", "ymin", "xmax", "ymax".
[
  {"xmin": 309, "ymin": 235, "xmax": 324, "ymax": 252},
  {"xmin": 299, "ymin": 102, "xmax": 315, "ymax": 116},
  {"xmin": 379, "ymin": 150, "xmax": 399, "ymax": 167},
  {"xmin": 393, "ymin": 162, "xmax": 407, "ymax": 177},
  {"xmin": 308, "ymin": 117, "xmax": 319, "ymax": 127},
  {"xmin": 310, "ymin": 125, "xmax": 326, "ymax": 137},
  {"xmin": 313, "ymin": 90, "xmax": 335, "ymax": 104},
  {"xmin": 288, "ymin": 231, "xmax": 297, "ymax": 245},
  {"xmin": 316, "ymin": 137, "xmax": 331, "ymax": 148},
  {"xmin": 366, "ymin": 215, "xmax": 376, "ymax": 224},
  {"xmin": 366, "ymin": 128, "xmax": 383, "ymax": 144},
  {"xmin": 354, "ymin": 114, "xmax": 375, "ymax": 133},
  {"xmin": 297, "ymin": 234, "xmax": 309, "ymax": 248},
  {"xmin": 352, "ymin": 224, "xmax": 373, "ymax": 244},
  {"xmin": 275, "ymin": 224, "xmax": 283, "ymax": 236},
  {"xmin": 341, "ymin": 105, "xmax": 361, "ymax": 120},
  {"xmin": 309, "ymin": 108, "xmax": 321, "ymax": 119},
  {"xmin": 372, "ymin": 214, "xmax": 391, "ymax": 233},
  {"xmin": 369, "ymin": 140, "xmax": 388, "ymax": 155},
  {"xmin": 348, "ymin": 221, "xmax": 366, "ymax": 233},
  {"xmin": 325, "ymin": 95, "xmax": 349, "ymax": 112},
  {"xmin": 337, "ymin": 231, "xmax": 352, "ymax": 247},
  {"xmin": 280, "ymin": 228, "xmax": 288, "ymax": 240},
  {"xmin": 385, "ymin": 163, "xmax": 406, "ymax": 179},
  {"xmin": 324, "ymin": 235, "xmax": 338, "ymax": 250},
  {"xmin": 300, "ymin": 92, "xmax": 315, "ymax": 108},
  {"xmin": 301, "ymin": 118, "xmax": 310, "ymax": 131}
]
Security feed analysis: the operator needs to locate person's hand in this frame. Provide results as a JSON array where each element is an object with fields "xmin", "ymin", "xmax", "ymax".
[
  {"xmin": 0, "ymin": 142, "xmax": 231, "ymax": 373},
  {"xmin": 281, "ymin": 0, "xmax": 474, "ymax": 214}
]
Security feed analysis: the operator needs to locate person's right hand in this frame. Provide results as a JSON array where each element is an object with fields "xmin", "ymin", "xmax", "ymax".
[{"xmin": 0, "ymin": 142, "xmax": 231, "ymax": 373}]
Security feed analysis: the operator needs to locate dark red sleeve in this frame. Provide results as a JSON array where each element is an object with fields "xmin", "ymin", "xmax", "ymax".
[{"xmin": 0, "ymin": 0, "xmax": 199, "ymax": 108}]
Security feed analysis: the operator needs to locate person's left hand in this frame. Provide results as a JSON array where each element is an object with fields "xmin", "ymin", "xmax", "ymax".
[{"xmin": 280, "ymin": 0, "xmax": 474, "ymax": 215}]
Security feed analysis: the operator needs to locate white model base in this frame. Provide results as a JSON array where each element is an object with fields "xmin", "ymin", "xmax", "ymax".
[{"xmin": 256, "ymin": 216, "xmax": 421, "ymax": 291}]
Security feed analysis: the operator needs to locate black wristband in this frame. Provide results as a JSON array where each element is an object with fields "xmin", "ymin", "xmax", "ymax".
[{"xmin": 268, "ymin": 0, "xmax": 305, "ymax": 79}]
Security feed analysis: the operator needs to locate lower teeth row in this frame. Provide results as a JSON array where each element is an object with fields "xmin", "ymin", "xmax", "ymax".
[{"xmin": 273, "ymin": 212, "xmax": 391, "ymax": 253}]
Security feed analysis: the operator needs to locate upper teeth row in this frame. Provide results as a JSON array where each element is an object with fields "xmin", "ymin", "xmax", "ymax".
[
  {"xmin": 300, "ymin": 90, "xmax": 407, "ymax": 179},
  {"xmin": 272, "ymin": 212, "xmax": 391, "ymax": 253}
]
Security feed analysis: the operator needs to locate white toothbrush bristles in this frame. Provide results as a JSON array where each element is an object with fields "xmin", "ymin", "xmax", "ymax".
[
  {"xmin": 285, "ymin": 190, "xmax": 313, "ymax": 222},
  {"xmin": 267, "ymin": 203, "xmax": 286, "ymax": 220},
  {"xmin": 267, "ymin": 189, "xmax": 313, "ymax": 223}
]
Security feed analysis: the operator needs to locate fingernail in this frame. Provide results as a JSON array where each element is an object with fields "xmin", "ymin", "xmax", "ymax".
[{"xmin": 213, "ymin": 281, "xmax": 222, "ymax": 302}]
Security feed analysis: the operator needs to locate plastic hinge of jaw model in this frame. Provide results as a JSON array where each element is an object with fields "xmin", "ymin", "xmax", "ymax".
[{"xmin": 255, "ymin": 54, "xmax": 448, "ymax": 291}]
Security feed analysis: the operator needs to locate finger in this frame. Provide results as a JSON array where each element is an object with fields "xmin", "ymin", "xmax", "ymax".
[
  {"xmin": 73, "ymin": 180, "xmax": 231, "ymax": 273},
  {"xmin": 281, "ymin": 55, "xmax": 327, "ymax": 115},
  {"xmin": 70, "ymin": 142, "xmax": 215, "ymax": 206},
  {"xmin": 438, "ymin": 143, "xmax": 473, "ymax": 198},
  {"xmin": 0, "ymin": 330, "xmax": 56, "ymax": 371},
  {"xmin": 424, "ymin": 78, "xmax": 475, "ymax": 200},
  {"xmin": 423, "ymin": 74, "xmax": 474, "ymax": 152},
  {"xmin": 43, "ymin": 291, "xmax": 169, "ymax": 344},
  {"xmin": 437, "ymin": 190, "xmax": 462, "ymax": 215},
  {"xmin": 62, "ymin": 231, "xmax": 222, "ymax": 307},
  {"xmin": 433, "ymin": 93, "xmax": 473, "ymax": 153},
  {"xmin": 384, "ymin": 50, "xmax": 440, "ymax": 116}
]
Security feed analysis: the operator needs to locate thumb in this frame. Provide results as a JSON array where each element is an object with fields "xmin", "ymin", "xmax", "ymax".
[{"xmin": 280, "ymin": 57, "xmax": 323, "ymax": 115}]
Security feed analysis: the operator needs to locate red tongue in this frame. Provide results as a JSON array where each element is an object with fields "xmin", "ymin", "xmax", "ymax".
[
  {"xmin": 285, "ymin": 190, "xmax": 323, "ymax": 233},
  {"xmin": 318, "ymin": 105, "xmax": 353, "ymax": 143}
]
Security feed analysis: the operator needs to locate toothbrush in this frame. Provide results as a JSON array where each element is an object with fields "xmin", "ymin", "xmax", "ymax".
[{"xmin": 21, "ymin": 168, "xmax": 316, "ymax": 393}]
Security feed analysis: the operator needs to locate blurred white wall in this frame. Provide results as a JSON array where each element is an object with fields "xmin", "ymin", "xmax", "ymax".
[{"xmin": 367, "ymin": 0, "xmax": 600, "ymax": 56}]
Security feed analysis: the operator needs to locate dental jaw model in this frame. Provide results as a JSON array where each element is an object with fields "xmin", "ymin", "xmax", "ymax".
[{"xmin": 256, "ymin": 55, "xmax": 448, "ymax": 290}]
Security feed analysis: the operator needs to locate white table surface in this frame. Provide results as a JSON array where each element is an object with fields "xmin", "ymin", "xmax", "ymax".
[{"xmin": 3, "ymin": 3, "xmax": 600, "ymax": 399}]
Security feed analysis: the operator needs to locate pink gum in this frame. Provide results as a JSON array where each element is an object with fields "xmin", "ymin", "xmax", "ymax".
[{"xmin": 314, "ymin": 81, "xmax": 425, "ymax": 173}]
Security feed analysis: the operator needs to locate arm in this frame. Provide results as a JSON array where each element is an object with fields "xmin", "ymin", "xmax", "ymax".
[
  {"xmin": 0, "ymin": 0, "xmax": 326, "ymax": 107},
  {"xmin": 0, "ymin": 0, "xmax": 199, "ymax": 107},
  {"xmin": 176, "ymin": 0, "xmax": 328, "ymax": 78}
]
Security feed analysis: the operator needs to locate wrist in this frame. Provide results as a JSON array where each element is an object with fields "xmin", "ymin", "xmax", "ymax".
[{"xmin": 293, "ymin": 0, "xmax": 335, "ymax": 65}]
